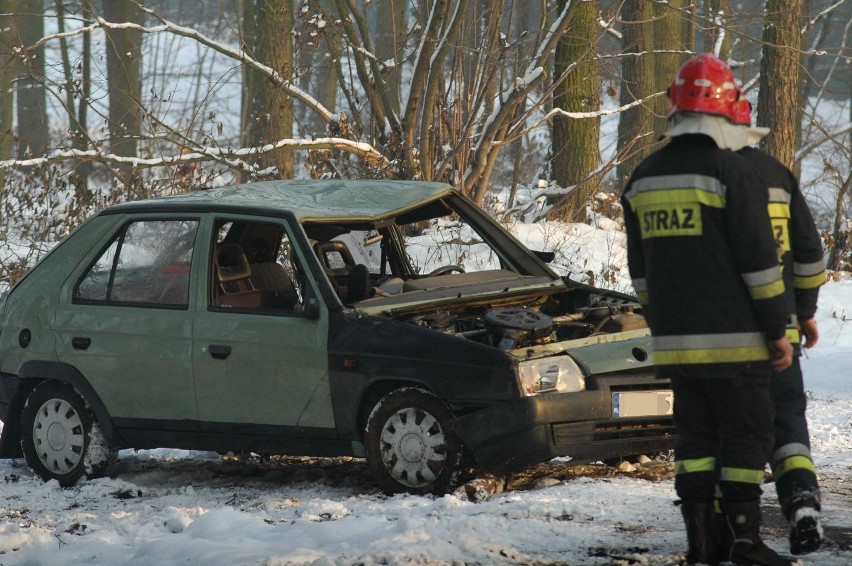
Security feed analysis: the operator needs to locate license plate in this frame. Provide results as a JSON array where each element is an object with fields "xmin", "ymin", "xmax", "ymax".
[{"xmin": 613, "ymin": 391, "xmax": 674, "ymax": 418}]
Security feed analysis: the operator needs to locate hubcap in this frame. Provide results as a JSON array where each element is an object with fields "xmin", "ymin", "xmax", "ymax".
[
  {"xmin": 380, "ymin": 407, "xmax": 447, "ymax": 488},
  {"xmin": 32, "ymin": 398, "xmax": 85, "ymax": 475}
]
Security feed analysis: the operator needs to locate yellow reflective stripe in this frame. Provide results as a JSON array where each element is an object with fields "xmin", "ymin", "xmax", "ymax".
[
  {"xmin": 767, "ymin": 202, "xmax": 791, "ymax": 219},
  {"xmin": 655, "ymin": 345, "xmax": 769, "ymax": 365},
  {"xmin": 627, "ymin": 188, "xmax": 725, "ymax": 210},
  {"xmin": 786, "ymin": 327, "xmax": 801, "ymax": 344},
  {"xmin": 772, "ymin": 455, "xmax": 816, "ymax": 479},
  {"xmin": 720, "ymin": 466, "xmax": 766, "ymax": 485},
  {"xmin": 794, "ymin": 271, "xmax": 826, "ymax": 290},
  {"xmin": 675, "ymin": 457, "xmax": 716, "ymax": 475},
  {"xmin": 747, "ymin": 278, "xmax": 785, "ymax": 300}
]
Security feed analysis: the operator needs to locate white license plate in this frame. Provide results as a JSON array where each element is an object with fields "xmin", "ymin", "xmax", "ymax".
[{"xmin": 613, "ymin": 391, "xmax": 674, "ymax": 418}]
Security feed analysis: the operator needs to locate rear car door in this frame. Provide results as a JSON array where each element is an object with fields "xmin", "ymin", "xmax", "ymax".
[
  {"xmin": 191, "ymin": 215, "xmax": 334, "ymax": 438},
  {"xmin": 54, "ymin": 214, "xmax": 201, "ymax": 426}
]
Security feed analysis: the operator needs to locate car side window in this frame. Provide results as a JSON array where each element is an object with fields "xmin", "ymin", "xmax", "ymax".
[
  {"xmin": 75, "ymin": 219, "xmax": 199, "ymax": 308},
  {"xmin": 210, "ymin": 219, "xmax": 304, "ymax": 313}
]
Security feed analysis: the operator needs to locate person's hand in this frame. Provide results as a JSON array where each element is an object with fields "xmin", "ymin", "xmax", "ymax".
[
  {"xmin": 800, "ymin": 318, "xmax": 819, "ymax": 349},
  {"xmin": 768, "ymin": 337, "xmax": 793, "ymax": 372}
]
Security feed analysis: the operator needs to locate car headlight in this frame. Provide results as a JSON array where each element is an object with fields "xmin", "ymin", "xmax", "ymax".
[{"xmin": 517, "ymin": 355, "xmax": 585, "ymax": 396}]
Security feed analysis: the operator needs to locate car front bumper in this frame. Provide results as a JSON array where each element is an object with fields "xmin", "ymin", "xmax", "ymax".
[{"xmin": 450, "ymin": 375, "xmax": 677, "ymax": 475}]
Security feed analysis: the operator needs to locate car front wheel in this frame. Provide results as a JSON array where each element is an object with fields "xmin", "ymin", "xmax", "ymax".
[
  {"xmin": 21, "ymin": 382, "xmax": 115, "ymax": 487},
  {"xmin": 365, "ymin": 387, "xmax": 465, "ymax": 495}
]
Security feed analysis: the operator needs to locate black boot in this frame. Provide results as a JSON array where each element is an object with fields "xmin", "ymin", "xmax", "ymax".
[
  {"xmin": 721, "ymin": 501, "xmax": 801, "ymax": 566},
  {"xmin": 681, "ymin": 500, "xmax": 719, "ymax": 565}
]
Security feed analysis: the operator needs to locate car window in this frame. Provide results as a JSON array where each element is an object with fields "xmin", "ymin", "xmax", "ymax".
[
  {"xmin": 210, "ymin": 219, "xmax": 305, "ymax": 313},
  {"xmin": 75, "ymin": 219, "xmax": 199, "ymax": 307}
]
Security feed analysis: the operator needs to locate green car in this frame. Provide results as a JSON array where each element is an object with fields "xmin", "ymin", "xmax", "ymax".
[{"xmin": 0, "ymin": 180, "xmax": 675, "ymax": 495}]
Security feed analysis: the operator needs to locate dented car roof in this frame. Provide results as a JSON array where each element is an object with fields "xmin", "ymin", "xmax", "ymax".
[{"xmin": 103, "ymin": 179, "xmax": 456, "ymax": 222}]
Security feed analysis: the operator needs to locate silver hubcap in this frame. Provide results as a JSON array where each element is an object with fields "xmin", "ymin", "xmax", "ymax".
[
  {"xmin": 32, "ymin": 398, "xmax": 84, "ymax": 474},
  {"xmin": 380, "ymin": 407, "xmax": 447, "ymax": 488}
]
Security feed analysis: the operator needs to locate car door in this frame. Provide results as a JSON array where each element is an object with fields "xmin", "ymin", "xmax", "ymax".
[
  {"xmin": 191, "ymin": 215, "xmax": 334, "ymax": 437},
  {"xmin": 53, "ymin": 214, "xmax": 201, "ymax": 425}
]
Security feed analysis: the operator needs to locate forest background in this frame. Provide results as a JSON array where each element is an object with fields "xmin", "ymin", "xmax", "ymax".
[{"xmin": 0, "ymin": 0, "xmax": 850, "ymax": 291}]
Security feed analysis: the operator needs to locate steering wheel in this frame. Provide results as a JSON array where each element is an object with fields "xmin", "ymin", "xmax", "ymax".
[{"xmin": 427, "ymin": 264, "xmax": 465, "ymax": 276}]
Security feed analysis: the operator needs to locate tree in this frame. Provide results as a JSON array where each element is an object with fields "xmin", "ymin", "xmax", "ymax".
[
  {"xmin": 757, "ymin": 0, "xmax": 807, "ymax": 174},
  {"xmin": 14, "ymin": 0, "xmax": 47, "ymax": 159},
  {"xmin": 550, "ymin": 0, "xmax": 601, "ymax": 220},
  {"xmin": 239, "ymin": 0, "xmax": 295, "ymax": 180},
  {"xmin": 103, "ymin": 0, "xmax": 143, "ymax": 188},
  {"xmin": 651, "ymin": 0, "xmax": 691, "ymax": 136},
  {"xmin": 615, "ymin": 0, "xmax": 657, "ymax": 188},
  {"xmin": 0, "ymin": 1, "xmax": 16, "ymax": 168}
]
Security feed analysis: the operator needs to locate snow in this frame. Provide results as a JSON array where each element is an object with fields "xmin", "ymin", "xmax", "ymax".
[{"xmin": 1, "ymin": 243, "xmax": 850, "ymax": 565}]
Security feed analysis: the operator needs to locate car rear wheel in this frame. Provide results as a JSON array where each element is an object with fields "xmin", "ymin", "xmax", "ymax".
[
  {"xmin": 365, "ymin": 387, "xmax": 465, "ymax": 495},
  {"xmin": 21, "ymin": 382, "xmax": 116, "ymax": 487}
]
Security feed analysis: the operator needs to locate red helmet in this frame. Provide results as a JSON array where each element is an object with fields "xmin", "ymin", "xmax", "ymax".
[
  {"xmin": 668, "ymin": 53, "xmax": 741, "ymax": 122},
  {"xmin": 732, "ymin": 97, "xmax": 752, "ymax": 126}
]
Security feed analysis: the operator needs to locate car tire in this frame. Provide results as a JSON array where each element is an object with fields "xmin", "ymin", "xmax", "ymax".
[
  {"xmin": 20, "ymin": 382, "xmax": 117, "ymax": 487},
  {"xmin": 365, "ymin": 387, "xmax": 465, "ymax": 495}
]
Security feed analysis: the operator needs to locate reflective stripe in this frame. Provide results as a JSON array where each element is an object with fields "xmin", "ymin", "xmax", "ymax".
[
  {"xmin": 653, "ymin": 332, "xmax": 770, "ymax": 365},
  {"xmin": 747, "ymin": 278, "xmax": 786, "ymax": 300},
  {"xmin": 793, "ymin": 260, "xmax": 826, "ymax": 290},
  {"xmin": 742, "ymin": 266, "xmax": 785, "ymax": 300},
  {"xmin": 767, "ymin": 187, "xmax": 791, "ymax": 205},
  {"xmin": 630, "ymin": 174, "xmax": 727, "ymax": 199},
  {"xmin": 631, "ymin": 278, "xmax": 648, "ymax": 303},
  {"xmin": 626, "ymin": 187, "xmax": 725, "ymax": 210},
  {"xmin": 654, "ymin": 332, "xmax": 767, "ymax": 350},
  {"xmin": 720, "ymin": 466, "xmax": 766, "ymax": 485},
  {"xmin": 794, "ymin": 272, "xmax": 826, "ymax": 290},
  {"xmin": 767, "ymin": 202, "xmax": 791, "ymax": 219},
  {"xmin": 794, "ymin": 260, "xmax": 826, "ymax": 277},
  {"xmin": 742, "ymin": 266, "xmax": 783, "ymax": 287},
  {"xmin": 772, "ymin": 442, "xmax": 812, "ymax": 466},
  {"xmin": 773, "ymin": 455, "xmax": 816, "ymax": 479},
  {"xmin": 786, "ymin": 327, "xmax": 801, "ymax": 344},
  {"xmin": 675, "ymin": 456, "xmax": 716, "ymax": 475}
]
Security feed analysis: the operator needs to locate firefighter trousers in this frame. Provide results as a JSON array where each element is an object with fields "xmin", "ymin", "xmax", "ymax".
[
  {"xmin": 772, "ymin": 357, "xmax": 821, "ymax": 518},
  {"xmin": 668, "ymin": 370, "xmax": 774, "ymax": 503}
]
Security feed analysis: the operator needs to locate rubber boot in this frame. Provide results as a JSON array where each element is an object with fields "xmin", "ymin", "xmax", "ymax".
[
  {"xmin": 721, "ymin": 501, "xmax": 802, "ymax": 566},
  {"xmin": 681, "ymin": 500, "xmax": 719, "ymax": 565},
  {"xmin": 788, "ymin": 505, "xmax": 823, "ymax": 555}
]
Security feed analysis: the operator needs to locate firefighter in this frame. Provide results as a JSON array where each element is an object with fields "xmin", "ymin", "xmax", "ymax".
[
  {"xmin": 621, "ymin": 53, "xmax": 798, "ymax": 566},
  {"xmin": 730, "ymin": 97, "xmax": 827, "ymax": 555}
]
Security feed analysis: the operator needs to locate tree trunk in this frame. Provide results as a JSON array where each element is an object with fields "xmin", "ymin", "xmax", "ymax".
[
  {"xmin": 14, "ymin": 0, "xmax": 48, "ymax": 159},
  {"xmin": 240, "ymin": 0, "xmax": 295, "ymax": 179},
  {"xmin": 550, "ymin": 0, "xmax": 600, "ymax": 220},
  {"xmin": 704, "ymin": 0, "xmax": 733, "ymax": 58},
  {"xmin": 371, "ymin": 0, "xmax": 405, "ymax": 115},
  {"xmin": 0, "ymin": 0, "xmax": 16, "ymax": 168},
  {"xmin": 103, "ymin": 0, "xmax": 143, "ymax": 189},
  {"xmin": 757, "ymin": 0, "xmax": 806, "ymax": 175},
  {"xmin": 651, "ymin": 0, "xmax": 690, "ymax": 146},
  {"xmin": 615, "ymin": 0, "xmax": 656, "ymax": 189}
]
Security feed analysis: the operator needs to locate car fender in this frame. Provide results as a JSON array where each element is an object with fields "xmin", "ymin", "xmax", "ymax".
[{"xmin": 14, "ymin": 361, "xmax": 122, "ymax": 446}]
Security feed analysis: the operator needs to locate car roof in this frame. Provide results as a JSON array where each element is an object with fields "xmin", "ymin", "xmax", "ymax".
[{"xmin": 102, "ymin": 180, "xmax": 456, "ymax": 222}]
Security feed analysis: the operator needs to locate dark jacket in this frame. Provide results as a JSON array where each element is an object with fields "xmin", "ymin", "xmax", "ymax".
[
  {"xmin": 737, "ymin": 146, "xmax": 826, "ymax": 352},
  {"xmin": 622, "ymin": 134, "xmax": 789, "ymax": 378}
]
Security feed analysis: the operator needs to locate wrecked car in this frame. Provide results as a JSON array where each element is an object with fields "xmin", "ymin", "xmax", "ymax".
[{"xmin": 0, "ymin": 180, "xmax": 675, "ymax": 494}]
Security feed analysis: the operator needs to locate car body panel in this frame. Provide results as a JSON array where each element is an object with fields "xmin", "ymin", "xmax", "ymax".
[{"xmin": 0, "ymin": 180, "xmax": 676, "ymax": 492}]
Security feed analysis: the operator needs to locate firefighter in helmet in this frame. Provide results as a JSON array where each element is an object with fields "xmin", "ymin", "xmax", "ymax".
[{"xmin": 621, "ymin": 53, "xmax": 799, "ymax": 566}]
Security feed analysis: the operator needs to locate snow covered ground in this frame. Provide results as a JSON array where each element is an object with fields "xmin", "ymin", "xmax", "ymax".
[{"xmin": 0, "ymin": 276, "xmax": 849, "ymax": 565}]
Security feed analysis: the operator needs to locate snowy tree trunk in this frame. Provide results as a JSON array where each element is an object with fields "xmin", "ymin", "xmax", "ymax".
[{"xmin": 550, "ymin": 0, "xmax": 601, "ymax": 220}]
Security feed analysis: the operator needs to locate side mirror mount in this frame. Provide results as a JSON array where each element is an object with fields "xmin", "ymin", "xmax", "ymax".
[{"xmin": 302, "ymin": 298, "xmax": 321, "ymax": 319}]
